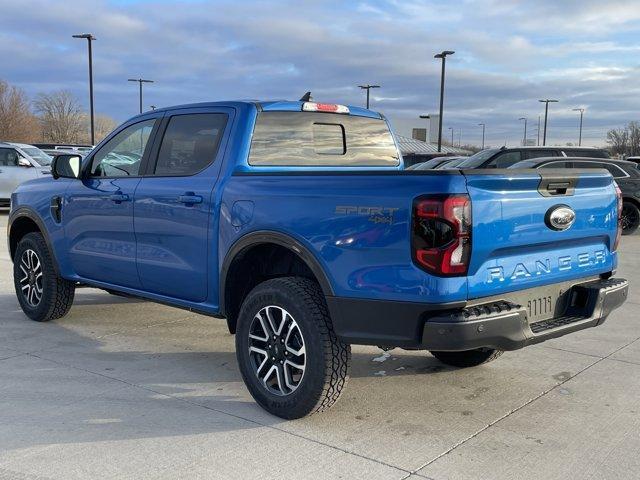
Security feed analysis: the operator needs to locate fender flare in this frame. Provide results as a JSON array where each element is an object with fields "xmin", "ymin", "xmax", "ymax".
[
  {"xmin": 219, "ymin": 230, "xmax": 334, "ymax": 316},
  {"xmin": 8, "ymin": 207, "xmax": 61, "ymax": 275}
]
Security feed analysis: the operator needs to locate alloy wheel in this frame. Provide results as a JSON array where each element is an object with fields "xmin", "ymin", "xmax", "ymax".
[
  {"xmin": 248, "ymin": 305, "xmax": 306, "ymax": 396},
  {"xmin": 18, "ymin": 249, "xmax": 43, "ymax": 308}
]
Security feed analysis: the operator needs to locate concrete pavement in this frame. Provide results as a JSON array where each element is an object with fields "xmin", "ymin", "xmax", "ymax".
[{"xmin": 0, "ymin": 211, "xmax": 638, "ymax": 480}]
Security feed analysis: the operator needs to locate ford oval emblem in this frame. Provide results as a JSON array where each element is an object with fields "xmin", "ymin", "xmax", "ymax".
[{"xmin": 545, "ymin": 205, "xmax": 576, "ymax": 231}]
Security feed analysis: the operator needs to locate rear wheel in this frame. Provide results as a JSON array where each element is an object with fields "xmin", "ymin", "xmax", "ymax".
[
  {"xmin": 621, "ymin": 201, "xmax": 640, "ymax": 235},
  {"xmin": 430, "ymin": 348, "xmax": 503, "ymax": 368},
  {"xmin": 13, "ymin": 232, "xmax": 75, "ymax": 322},
  {"xmin": 235, "ymin": 277, "xmax": 350, "ymax": 419}
]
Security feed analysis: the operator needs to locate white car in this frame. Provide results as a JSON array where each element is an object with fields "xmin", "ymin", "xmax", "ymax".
[{"xmin": 0, "ymin": 143, "xmax": 52, "ymax": 208}]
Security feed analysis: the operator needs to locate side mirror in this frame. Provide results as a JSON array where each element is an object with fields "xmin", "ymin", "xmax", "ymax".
[
  {"xmin": 52, "ymin": 155, "xmax": 82, "ymax": 180},
  {"xmin": 18, "ymin": 157, "xmax": 32, "ymax": 167}
]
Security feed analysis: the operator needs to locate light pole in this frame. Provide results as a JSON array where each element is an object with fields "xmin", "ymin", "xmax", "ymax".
[
  {"xmin": 457, "ymin": 129, "xmax": 461, "ymax": 147},
  {"xmin": 537, "ymin": 115, "xmax": 541, "ymax": 146},
  {"xmin": 572, "ymin": 108, "xmax": 585, "ymax": 146},
  {"xmin": 518, "ymin": 117, "xmax": 527, "ymax": 145},
  {"xmin": 419, "ymin": 114, "xmax": 430, "ymax": 142},
  {"xmin": 128, "ymin": 78, "xmax": 154, "ymax": 114},
  {"xmin": 448, "ymin": 127, "xmax": 454, "ymax": 146},
  {"xmin": 72, "ymin": 33, "xmax": 96, "ymax": 145},
  {"xmin": 434, "ymin": 50, "xmax": 455, "ymax": 152},
  {"xmin": 358, "ymin": 84, "xmax": 380, "ymax": 109},
  {"xmin": 478, "ymin": 123, "xmax": 485, "ymax": 149},
  {"xmin": 538, "ymin": 99, "xmax": 558, "ymax": 146}
]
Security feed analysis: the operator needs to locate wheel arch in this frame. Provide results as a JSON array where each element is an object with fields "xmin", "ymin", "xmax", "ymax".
[
  {"xmin": 8, "ymin": 208, "xmax": 60, "ymax": 275},
  {"xmin": 220, "ymin": 231, "xmax": 334, "ymax": 333}
]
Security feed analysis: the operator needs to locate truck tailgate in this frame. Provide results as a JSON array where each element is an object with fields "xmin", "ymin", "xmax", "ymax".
[{"xmin": 464, "ymin": 169, "xmax": 618, "ymax": 300}]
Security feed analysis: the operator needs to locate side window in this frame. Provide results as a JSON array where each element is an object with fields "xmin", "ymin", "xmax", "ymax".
[
  {"xmin": 154, "ymin": 113, "xmax": 228, "ymax": 176},
  {"xmin": 573, "ymin": 161, "xmax": 626, "ymax": 178},
  {"xmin": 0, "ymin": 148, "xmax": 19, "ymax": 167},
  {"xmin": 490, "ymin": 151, "xmax": 522, "ymax": 168},
  {"xmin": 525, "ymin": 150, "xmax": 558, "ymax": 160},
  {"xmin": 90, "ymin": 119, "xmax": 156, "ymax": 177},
  {"xmin": 539, "ymin": 161, "xmax": 568, "ymax": 168}
]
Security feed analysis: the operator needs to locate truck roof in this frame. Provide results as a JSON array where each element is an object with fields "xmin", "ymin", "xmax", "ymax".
[{"xmin": 138, "ymin": 100, "xmax": 382, "ymax": 120}]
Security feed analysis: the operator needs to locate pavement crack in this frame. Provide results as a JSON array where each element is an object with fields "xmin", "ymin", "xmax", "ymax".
[{"xmin": 414, "ymin": 332, "xmax": 640, "ymax": 474}]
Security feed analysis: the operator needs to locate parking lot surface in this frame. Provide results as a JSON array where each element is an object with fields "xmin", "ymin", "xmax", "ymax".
[{"xmin": 0, "ymin": 211, "xmax": 639, "ymax": 480}]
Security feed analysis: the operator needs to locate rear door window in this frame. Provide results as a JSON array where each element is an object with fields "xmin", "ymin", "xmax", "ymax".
[
  {"xmin": 565, "ymin": 149, "xmax": 609, "ymax": 158},
  {"xmin": 248, "ymin": 112, "xmax": 398, "ymax": 166},
  {"xmin": 524, "ymin": 150, "xmax": 559, "ymax": 160},
  {"xmin": 153, "ymin": 113, "xmax": 228, "ymax": 176}
]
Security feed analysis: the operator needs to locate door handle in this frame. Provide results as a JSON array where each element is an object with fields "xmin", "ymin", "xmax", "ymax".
[
  {"xmin": 109, "ymin": 193, "xmax": 130, "ymax": 203},
  {"xmin": 178, "ymin": 194, "xmax": 203, "ymax": 205}
]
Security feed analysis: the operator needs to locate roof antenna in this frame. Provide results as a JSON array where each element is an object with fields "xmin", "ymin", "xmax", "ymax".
[{"xmin": 299, "ymin": 91, "xmax": 312, "ymax": 102}]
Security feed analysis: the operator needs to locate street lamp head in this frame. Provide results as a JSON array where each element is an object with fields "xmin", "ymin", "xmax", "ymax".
[
  {"xmin": 419, "ymin": 114, "xmax": 430, "ymax": 119},
  {"xmin": 434, "ymin": 50, "xmax": 455, "ymax": 58},
  {"xmin": 478, "ymin": 123, "xmax": 485, "ymax": 126},
  {"xmin": 572, "ymin": 108, "xmax": 585, "ymax": 112},
  {"xmin": 358, "ymin": 84, "xmax": 380, "ymax": 89},
  {"xmin": 539, "ymin": 99, "xmax": 558, "ymax": 103},
  {"xmin": 519, "ymin": 117, "xmax": 526, "ymax": 121},
  {"xmin": 72, "ymin": 33, "xmax": 95, "ymax": 40}
]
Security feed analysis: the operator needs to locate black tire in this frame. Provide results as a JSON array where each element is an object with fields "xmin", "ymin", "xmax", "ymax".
[
  {"xmin": 235, "ymin": 277, "xmax": 351, "ymax": 419},
  {"xmin": 430, "ymin": 348, "xmax": 503, "ymax": 368},
  {"xmin": 13, "ymin": 232, "xmax": 75, "ymax": 322},
  {"xmin": 621, "ymin": 201, "xmax": 640, "ymax": 235}
]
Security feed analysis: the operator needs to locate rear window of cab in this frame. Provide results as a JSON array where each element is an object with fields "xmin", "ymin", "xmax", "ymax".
[{"xmin": 248, "ymin": 111, "xmax": 399, "ymax": 167}]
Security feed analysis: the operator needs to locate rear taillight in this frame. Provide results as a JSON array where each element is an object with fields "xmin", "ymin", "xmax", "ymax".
[
  {"xmin": 412, "ymin": 194, "xmax": 471, "ymax": 276},
  {"xmin": 613, "ymin": 183, "xmax": 623, "ymax": 251}
]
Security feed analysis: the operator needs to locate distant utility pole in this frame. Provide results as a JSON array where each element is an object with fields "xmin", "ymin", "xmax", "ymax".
[
  {"xmin": 434, "ymin": 50, "xmax": 455, "ymax": 152},
  {"xmin": 358, "ymin": 84, "xmax": 380, "ymax": 109},
  {"xmin": 128, "ymin": 78, "xmax": 154, "ymax": 114},
  {"xmin": 538, "ymin": 99, "xmax": 558, "ymax": 146},
  {"xmin": 457, "ymin": 129, "xmax": 461, "ymax": 147},
  {"xmin": 448, "ymin": 126, "xmax": 454, "ymax": 146},
  {"xmin": 536, "ymin": 115, "xmax": 541, "ymax": 146},
  {"xmin": 478, "ymin": 123, "xmax": 485, "ymax": 149},
  {"xmin": 72, "ymin": 33, "xmax": 96, "ymax": 144},
  {"xmin": 572, "ymin": 108, "xmax": 585, "ymax": 146},
  {"xmin": 519, "ymin": 117, "xmax": 527, "ymax": 145}
]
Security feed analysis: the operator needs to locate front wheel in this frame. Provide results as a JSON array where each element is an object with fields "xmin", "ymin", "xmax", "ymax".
[
  {"xmin": 235, "ymin": 277, "xmax": 351, "ymax": 419},
  {"xmin": 621, "ymin": 201, "xmax": 640, "ymax": 235},
  {"xmin": 13, "ymin": 232, "xmax": 75, "ymax": 322},
  {"xmin": 430, "ymin": 348, "xmax": 503, "ymax": 368}
]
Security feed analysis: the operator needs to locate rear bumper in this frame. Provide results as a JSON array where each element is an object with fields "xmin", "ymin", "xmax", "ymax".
[{"xmin": 327, "ymin": 277, "xmax": 628, "ymax": 351}]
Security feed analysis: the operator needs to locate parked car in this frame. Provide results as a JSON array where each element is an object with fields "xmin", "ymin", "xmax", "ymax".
[
  {"xmin": 456, "ymin": 146, "xmax": 610, "ymax": 169},
  {"xmin": 33, "ymin": 143, "xmax": 94, "ymax": 154},
  {"xmin": 625, "ymin": 156, "xmax": 640, "ymax": 166},
  {"xmin": 0, "ymin": 142, "xmax": 51, "ymax": 208},
  {"xmin": 407, "ymin": 156, "xmax": 465, "ymax": 170},
  {"xmin": 510, "ymin": 156, "xmax": 640, "ymax": 235},
  {"xmin": 435, "ymin": 157, "xmax": 469, "ymax": 169},
  {"xmin": 8, "ymin": 100, "xmax": 628, "ymax": 419}
]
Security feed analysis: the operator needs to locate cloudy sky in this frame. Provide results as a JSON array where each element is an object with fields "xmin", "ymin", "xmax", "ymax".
[{"xmin": 2, "ymin": 0, "xmax": 640, "ymax": 147}]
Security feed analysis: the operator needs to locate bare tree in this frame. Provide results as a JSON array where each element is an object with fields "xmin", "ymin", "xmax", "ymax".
[
  {"xmin": 606, "ymin": 127, "xmax": 629, "ymax": 156},
  {"xmin": 93, "ymin": 114, "xmax": 117, "ymax": 143},
  {"xmin": 34, "ymin": 90, "xmax": 85, "ymax": 143},
  {"xmin": 0, "ymin": 79, "xmax": 40, "ymax": 142},
  {"xmin": 628, "ymin": 121, "xmax": 640, "ymax": 156}
]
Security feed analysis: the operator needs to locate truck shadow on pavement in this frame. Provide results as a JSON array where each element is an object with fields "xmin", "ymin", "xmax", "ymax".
[{"xmin": 0, "ymin": 289, "xmax": 461, "ymax": 450}]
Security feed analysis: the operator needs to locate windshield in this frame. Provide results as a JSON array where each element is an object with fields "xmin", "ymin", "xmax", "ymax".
[
  {"xmin": 456, "ymin": 149, "xmax": 499, "ymax": 168},
  {"xmin": 22, "ymin": 147, "xmax": 52, "ymax": 166}
]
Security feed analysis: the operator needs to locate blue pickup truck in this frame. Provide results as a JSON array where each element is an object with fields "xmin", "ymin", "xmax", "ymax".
[{"xmin": 8, "ymin": 100, "xmax": 629, "ymax": 418}]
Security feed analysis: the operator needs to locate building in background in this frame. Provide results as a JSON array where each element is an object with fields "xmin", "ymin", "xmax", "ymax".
[{"xmin": 395, "ymin": 134, "xmax": 472, "ymax": 167}]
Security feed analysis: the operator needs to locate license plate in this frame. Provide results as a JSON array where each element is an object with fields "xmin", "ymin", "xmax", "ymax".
[{"xmin": 526, "ymin": 294, "xmax": 558, "ymax": 322}]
